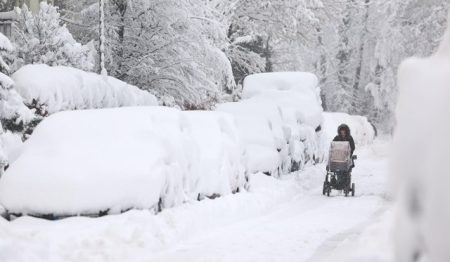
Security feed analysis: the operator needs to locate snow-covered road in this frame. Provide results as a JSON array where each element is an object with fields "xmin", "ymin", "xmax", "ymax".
[{"xmin": 0, "ymin": 140, "xmax": 394, "ymax": 262}]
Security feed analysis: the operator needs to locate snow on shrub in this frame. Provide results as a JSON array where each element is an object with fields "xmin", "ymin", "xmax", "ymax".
[
  {"xmin": 12, "ymin": 3, "xmax": 95, "ymax": 72},
  {"xmin": 0, "ymin": 107, "xmax": 246, "ymax": 216},
  {"xmin": 322, "ymin": 112, "xmax": 376, "ymax": 148},
  {"xmin": 12, "ymin": 64, "xmax": 158, "ymax": 116},
  {"xmin": 393, "ymin": 15, "xmax": 450, "ymax": 262}
]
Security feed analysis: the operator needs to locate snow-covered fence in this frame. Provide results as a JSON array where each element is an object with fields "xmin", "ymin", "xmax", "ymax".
[
  {"xmin": 217, "ymin": 72, "xmax": 324, "ymax": 175},
  {"xmin": 0, "ymin": 107, "xmax": 247, "ymax": 217},
  {"xmin": 12, "ymin": 64, "xmax": 158, "ymax": 116}
]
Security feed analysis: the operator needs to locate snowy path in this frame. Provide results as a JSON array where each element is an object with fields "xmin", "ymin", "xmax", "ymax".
[
  {"xmin": 147, "ymin": 141, "xmax": 392, "ymax": 262},
  {"xmin": 0, "ymin": 140, "xmax": 393, "ymax": 262}
]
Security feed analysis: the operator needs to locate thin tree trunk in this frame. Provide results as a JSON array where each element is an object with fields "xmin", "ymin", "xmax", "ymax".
[{"xmin": 99, "ymin": 0, "xmax": 107, "ymax": 76}]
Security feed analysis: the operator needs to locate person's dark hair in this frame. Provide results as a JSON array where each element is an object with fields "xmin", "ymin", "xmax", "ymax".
[{"xmin": 337, "ymin": 124, "xmax": 351, "ymax": 136}]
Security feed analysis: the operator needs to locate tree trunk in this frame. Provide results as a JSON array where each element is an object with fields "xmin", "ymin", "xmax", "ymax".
[
  {"xmin": 353, "ymin": 0, "xmax": 370, "ymax": 91},
  {"xmin": 99, "ymin": 0, "xmax": 107, "ymax": 76}
]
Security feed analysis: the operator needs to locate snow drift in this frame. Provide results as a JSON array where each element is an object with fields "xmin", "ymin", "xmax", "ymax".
[
  {"xmin": 243, "ymin": 72, "xmax": 322, "ymax": 129},
  {"xmin": 393, "ymin": 14, "xmax": 450, "ymax": 262},
  {"xmin": 0, "ymin": 107, "xmax": 246, "ymax": 216},
  {"xmin": 12, "ymin": 64, "xmax": 158, "ymax": 115},
  {"xmin": 218, "ymin": 72, "xmax": 324, "ymax": 175},
  {"xmin": 217, "ymin": 100, "xmax": 287, "ymax": 176}
]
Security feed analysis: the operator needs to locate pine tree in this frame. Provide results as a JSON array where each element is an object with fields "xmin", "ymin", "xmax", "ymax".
[{"xmin": 11, "ymin": 2, "xmax": 95, "ymax": 73}]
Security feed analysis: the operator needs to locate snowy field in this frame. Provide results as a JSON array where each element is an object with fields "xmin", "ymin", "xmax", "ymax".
[{"xmin": 0, "ymin": 139, "xmax": 394, "ymax": 262}]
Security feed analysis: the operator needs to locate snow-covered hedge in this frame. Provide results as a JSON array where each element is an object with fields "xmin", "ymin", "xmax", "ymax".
[
  {"xmin": 12, "ymin": 64, "xmax": 158, "ymax": 115},
  {"xmin": 218, "ymin": 72, "xmax": 324, "ymax": 175},
  {"xmin": 0, "ymin": 107, "xmax": 246, "ymax": 216},
  {"xmin": 322, "ymin": 112, "xmax": 376, "ymax": 148}
]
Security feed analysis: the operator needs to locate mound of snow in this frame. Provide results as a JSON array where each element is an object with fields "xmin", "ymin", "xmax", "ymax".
[
  {"xmin": 393, "ymin": 15, "xmax": 450, "ymax": 262},
  {"xmin": 222, "ymin": 72, "xmax": 324, "ymax": 174},
  {"xmin": 243, "ymin": 72, "xmax": 319, "ymax": 99},
  {"xmin": 12, "ymin": 64, "xmax": 158, "ymax": 115},
  {"xmin": 183, "ymin": 111, "xmax": 245, "ymax": 197},
  {"xmin": 0, "ymin": 107, "xmax": 246, "ymax": 216},
  {"xmin": 322, "ymin": 112, "xmax": 375, "ymax": 148},
  {"xmin": 217, "ymin": 100, "xmax": 286, "ymax": 176}
]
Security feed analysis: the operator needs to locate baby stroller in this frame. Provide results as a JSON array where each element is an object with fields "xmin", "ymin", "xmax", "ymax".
[{"xmin": 323, "ymin": 141, "xmax": 357, "ymax": 197}]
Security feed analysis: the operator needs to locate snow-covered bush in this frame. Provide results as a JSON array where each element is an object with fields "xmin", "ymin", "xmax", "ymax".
[
  {"xmin": 0, "ymin": 107, "xmax": 246, "ymax": 216},
  {"xmin": 12, "ymin": 64, "xmax": 158, "ymax": 116},
  {"xmin": 74, "ymin": 0, "xmax": 235, "ymax": 110},
  {"xmin": 11, "ymin": 3, "xmax": 95, "ymax": 72},
  {"xmin": 0, "ymin": 33, "xmax": 12, "ymax": 73},
  {"xmin": 393, "ymin": 14, "xmax": 450, "ymax": 262},
  {"xmin": 0, "ymin": 33, "xmax": 33, "ymax": 175}
]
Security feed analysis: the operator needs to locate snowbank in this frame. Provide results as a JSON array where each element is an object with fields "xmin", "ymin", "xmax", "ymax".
[
  {"xmin": 12, "ymin": 64, "xmax": 158, "ymax": 115},
  {"xmin": 218, "ymin": 72, "xmax": 324, "ymax": 175},
  {"xmin": 243, "ymin": 72, "xmax": 319, "ymax": 100},
  {"xmin": 183, "ymin": 111, "xmax": 245, "ymax": 197},
  {"xmin": 0, "ymin": 107, "xmax": 246, "ymax": 216},
  {"xmin": 322, "ymin": 112, "xmax": 375, "ymax": 148},
  {"xmin": 393, "ymin": 15, "xmax": 450, "ymax": 262},
  {"xmin": 243, "ymin": 72, "xmax": 322, "ymax": 129},
  {"xmin": 216, "ymin": 100, "xmax": 286, "ymax": 176}
]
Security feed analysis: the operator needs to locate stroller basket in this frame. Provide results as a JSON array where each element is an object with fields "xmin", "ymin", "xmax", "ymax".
[{"xmin": 328, "ymin": 141, "xmax": 352, "ymax": 172}]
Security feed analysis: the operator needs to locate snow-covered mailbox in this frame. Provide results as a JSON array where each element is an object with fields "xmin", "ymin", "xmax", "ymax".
[
  {"xmin": 0, "ymin": 107, "xmax": 246, "ymax": 217},
  {"xmin": 220, "ymin": 72, "xmax": 324, "ymax": 175}
]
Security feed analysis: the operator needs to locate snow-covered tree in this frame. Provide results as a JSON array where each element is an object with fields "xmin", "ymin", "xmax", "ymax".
[
  {"xmin": 50, "ymin": 0, "xmax": 450, "ymax": 129},
  {"xmin": 0, "ymin": 32, "xmax": 34, "ymax": 173},
  {"xmin": 11, "ymin": 2, "xmax": 95, "ymax": 72},
  {"xmin": 69, "ymin": 0, "xmax": 236, "ymax": 109},
  {"xmin": 0, "ymin": 32, "xmax": 32, "ymax": 128}
]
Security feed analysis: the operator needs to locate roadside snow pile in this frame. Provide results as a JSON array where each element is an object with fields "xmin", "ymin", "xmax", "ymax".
[
  {"xmin": 393, "ymin": 15, "xmax": 450, "ymax": 262},
  {"xmin": 183, "ymin": 111, "xmax": 246, "ymax": 198},
  {"xmin": 217, "ymin": 100, "xmax": 287, "ymax": 176},
  {"xmin": 12, "ymin": 64, "xmax": 158, "ymax": 115},
  {"xmin": 217, "ymin": 72, "xmax": 323, "ymax": 175},
  {"xmin": 243, "ymin": 72, "xmax": 322, "ymax": 128},
  {"xmin": 322, "ymin": 112, "xmax": 375, "ymax": 147},
  {"xmin": 0, "ymin": 107, "xmax": 246, "ymax": 216}
]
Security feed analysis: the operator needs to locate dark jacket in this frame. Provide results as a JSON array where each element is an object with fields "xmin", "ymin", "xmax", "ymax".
[{"xmin": 333, "ymin": 124, "xmax": 355, "ymax": 155}]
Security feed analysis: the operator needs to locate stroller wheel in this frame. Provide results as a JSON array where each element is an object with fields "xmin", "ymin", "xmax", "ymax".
[
  {"xmin": 351, "ymin": 183, "xmax": 355, "ymax": 197},
  {"xmin": 322, "ymin": 182, "xmax": 326, "ymax": 195}
]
